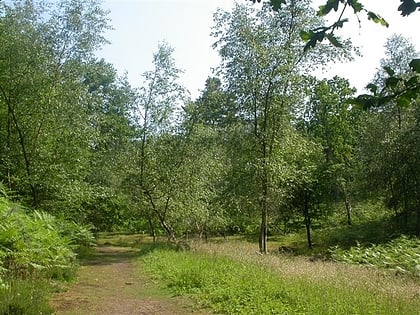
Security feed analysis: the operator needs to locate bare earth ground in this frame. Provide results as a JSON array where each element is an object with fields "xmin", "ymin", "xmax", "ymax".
[{"xmin": 50, "ymin": 246, "xmax": 209, "ymax": 315}]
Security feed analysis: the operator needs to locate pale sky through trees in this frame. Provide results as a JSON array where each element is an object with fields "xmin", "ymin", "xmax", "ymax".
[{"xmin": 96, "ymin": 0, "xmax": 419, "ymax": 99}]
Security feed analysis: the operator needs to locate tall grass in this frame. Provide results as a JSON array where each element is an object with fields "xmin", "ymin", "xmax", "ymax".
[{"xmin": 141, "ymin": 241, "xmax": 420, "ymax": 315}]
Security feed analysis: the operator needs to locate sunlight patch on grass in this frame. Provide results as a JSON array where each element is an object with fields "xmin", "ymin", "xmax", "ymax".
[{"xmin": 140, "ymin": 241, "xmax": 420, "ymax": 315}]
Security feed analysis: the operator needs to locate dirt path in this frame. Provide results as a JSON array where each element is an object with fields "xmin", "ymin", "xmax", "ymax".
[{"xmin": 50, "ymin": 246, "xmax": 208, "ymax": 315}]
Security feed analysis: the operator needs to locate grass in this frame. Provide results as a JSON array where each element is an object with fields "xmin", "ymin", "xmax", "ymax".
[
  {"xmin": 0, "ymin": 278, "xmax": 53, "ymax": 315},
  {"xmin": 140, "ymin": 240, "xmax": 420, "ymax": 315}
]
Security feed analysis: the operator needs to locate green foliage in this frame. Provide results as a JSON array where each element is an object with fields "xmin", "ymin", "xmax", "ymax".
[
  {"xmin": 330, "ymin": 236, "xmax": 420, "ymax": 277},
  {"xmin": 0, "ymin": 198, "xmax": 77, "ymax": 280},
  {"xmin": 141, "ymin": 244, "xmax": 420, "ymax": 314},
  {"xmin": 0, "ymin": 278, "xmax": 53, "ymax": 315},
  {"xmin": 398, "ymin": 0, "xmax": 420, "ymax": 16},
  {"xmin": 0, "ymin": 194, "xmax": 96, "ymax": 314},
  {"xmin": 142, "ymin": 246, "xmax": 295, "ymax": 314}
]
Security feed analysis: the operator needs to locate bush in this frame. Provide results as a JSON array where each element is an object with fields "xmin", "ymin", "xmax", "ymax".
[{"xmin": 0, "ymin": 206, "xmax": 76, "ymax": 280}]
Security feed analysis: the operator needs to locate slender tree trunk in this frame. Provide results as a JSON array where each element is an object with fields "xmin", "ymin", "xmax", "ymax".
[
  {"xmin": 259, "ymin": 158, "xmax": 268, "ymax": 254},
  {"xmin": 259, "ymin": 199, "xmax": 268, "ymax": 254},
  {"xmin": 345, "ymin": 196, "xmax": 352, "ymax": 226},
  {"xmin": 8, "ymin": 102, "xmax": 39, "ymax": 206},
  {"xmin": 342, "ymin": 185, "xmax": 352, "ymax": 226},
  {"xmin": 144, "ymin": 189, "xmax": 176, "ymax": 242},
  {"xmin": 303, "ymin": 192, "xmax": 312, "ymax": 249},
  {"xmin": 1, "ymin": 87, "xmax": 14, "ymax": 190},
  {"xmin": 147, "ymin": 214, "xmax": 156, "ymax": 242}
]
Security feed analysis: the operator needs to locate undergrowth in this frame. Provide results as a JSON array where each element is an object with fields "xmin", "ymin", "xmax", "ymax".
[
  {"xmin": 0, "ymin": 194, "xmax": 95, "ymax": 314},
  {"xmin": 330, "ymin": 235, "xmax": 420, "ymax": 277},
  {"xmin": 142, "ymin": 247, "xmax": 295, "ymax": 314},
  {"xmin": 141, "ymin": 244, "xmax": 420, "ymax": 315}
]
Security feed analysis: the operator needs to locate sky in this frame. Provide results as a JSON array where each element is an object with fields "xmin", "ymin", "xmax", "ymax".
[{"xmin": 96, "ymin": 0, "xmax": 420, "ymax": 99}]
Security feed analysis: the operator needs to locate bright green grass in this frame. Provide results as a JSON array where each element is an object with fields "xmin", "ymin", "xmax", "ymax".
[
  {"xmin": 141, "ymin": 245, "xmax": 420, "ymax": 315},
  {"xmin": 0, "ymin": 278, "xmax": 53, "ymax": 315}
]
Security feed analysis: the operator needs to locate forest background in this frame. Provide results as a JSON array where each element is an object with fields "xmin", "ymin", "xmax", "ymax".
[
  {"xmin": 0, "ymin": 0, "xmax": 419, "ymax": 312},
  {"xmin": 0, "ymin": 0, "xmax": 419, "ymax": 248}
]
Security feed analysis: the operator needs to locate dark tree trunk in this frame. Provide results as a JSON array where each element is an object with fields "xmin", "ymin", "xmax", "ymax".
[
  {"xmin": 259, "ymin": 205, "xmax": 268, "ymax": 254},
  {"xmin": 343, "ymin": 186, "xmax": 352, "ymax": 226},
  {"xmin": 147, "ymin": 215, "xmax": 156, "ymax": 243}
]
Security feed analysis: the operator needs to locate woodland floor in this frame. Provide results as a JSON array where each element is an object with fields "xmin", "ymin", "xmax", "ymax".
[{"xmin": 50, "ymin": 246, "xmax": 209, "ymax": 315}]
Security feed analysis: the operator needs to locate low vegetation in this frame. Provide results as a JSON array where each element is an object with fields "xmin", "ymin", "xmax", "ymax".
[
  {"xmin": 0, "ymin": 195, "xmax": 95, "ymax": 314},
  {"xmin": 330, "ymin": 235, "xmax": 420, "ymax": 277},
  {"xmin": 141, "ymin": 240, "xmax": 420, "ymax": 315}
]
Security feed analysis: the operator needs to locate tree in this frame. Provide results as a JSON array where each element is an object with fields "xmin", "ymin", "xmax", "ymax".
[
  {"xmin": 355, "ymin": 34, "xmax": 420, "ymax": 234},
  {"xmin": 0, "ymin": 0, "xmax": 111, "ymax": 211},
  {"xmin": 250, "ymin": 0, "xmax": 420, "ymax": 109},
  {"xmin": 128, "ymin": 42, "xmax": 189, "ymax": 241},
  {"xmin": 299, "ymin": 76, "xmax": 357, "ymax": 225},
  {"xmin": 212, "ymin": 1, "xmax": 353, "ymax": 253},
  {"xmin": 81, "ymin": 60, "xmax": 138, "ymax": 230}
]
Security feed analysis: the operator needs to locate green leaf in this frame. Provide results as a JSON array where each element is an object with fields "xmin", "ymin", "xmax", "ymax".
[
  {"xmin": 300, "ymin": 30, "xmax": 314, "ymax": 42},
  {"xmin": 398, "ymin": 0, "xmax": 419, "ymax": 16},
  {"xmin": 383, "ymin": 66, "xmax": 395, "ymax": 77},
  {"xmin": 303, "ymin": 31, "xmax": 325, "ymax": 52},
  {"xmin": 396, "ymin": 95, "xmax": 411, "ymax": 108},
  {"xmin": 333, "ymin": 18, "xmax": 349, "ymax": 29},
  {"xmin": 406, "ymin": 75, "xmax": 419, "ymax": 86},
  {"xmin": 326, "ymin": 34, "xmax": 343, "ymax": 48},
  {"xmin": 348, "ymin": 0, "xmax": 364, "ymax": 13},
  {"xmin": 366, "ymin": 83, "xmax": 378, "ymax": 94},
  {"xmin": 348, "ymin": 94, "xmax": 377, "ymax": 109},
  {"xmin": 366, "ymin": 11, "xmax": 389, "ymax": 27},
  {"xmin": 409, "ymin": 58, "xmax": 420, "ymax": 73},
  {"xmin": 385, "ymin": 77, "xmax": 400, "ymax": 89},
  {"xmin": 270, "ymin": 0, "xmax": 287, "ymax": 11},
  {"xmin": 318, "ymin": 0, "xmax": 340, "ymax": 16}
]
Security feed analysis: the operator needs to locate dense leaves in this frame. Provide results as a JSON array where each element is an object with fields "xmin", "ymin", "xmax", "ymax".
[{"xmin": 0, "ymin": 0, "xmax": 418, "ymax": 273}]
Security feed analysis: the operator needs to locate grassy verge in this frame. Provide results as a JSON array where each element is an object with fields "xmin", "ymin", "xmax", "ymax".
[{"xmin": 140, "ymin": 242, "xmax": 420, "ymax": 315}]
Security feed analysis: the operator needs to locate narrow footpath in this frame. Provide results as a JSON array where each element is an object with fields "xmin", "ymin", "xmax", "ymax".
[{"xmin": 50, "ymin": 246, "xmax": 207, "ymax": 315}]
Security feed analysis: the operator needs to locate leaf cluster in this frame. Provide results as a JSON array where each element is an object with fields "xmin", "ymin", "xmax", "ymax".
[{"xmin": 350, "ymin": 59, "xmax": 420, "ymax": 110}]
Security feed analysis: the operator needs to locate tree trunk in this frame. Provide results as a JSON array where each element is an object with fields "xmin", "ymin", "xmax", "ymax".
[
  {"xmin": 147, "ymin": 215, "xmax": 156, "ymax": 243},
  {"xmin": 342, "ymin": 185, "xmax": 352, "ymax": 226},
  {"xmin": 303, "ymin": 192, "xmax": 312, "ymax": 249},
  {"xmin": 259, "ymin": 170, "xmax": 268, "ymax": 254},
  {"xmin": 8, "ymin": 102, "xmax": 39, "ymax": 206},
  {"xmin": 259, "ymin": 205, "xmax": 268, "ymax": 254}
]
